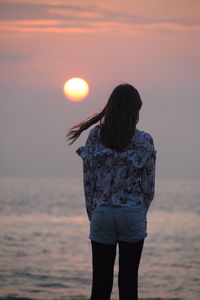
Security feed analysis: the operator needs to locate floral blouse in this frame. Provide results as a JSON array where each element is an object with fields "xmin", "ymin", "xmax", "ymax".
[{"xmin": 76, "ymin": 125, "xmax": 156, "ymax": 220}]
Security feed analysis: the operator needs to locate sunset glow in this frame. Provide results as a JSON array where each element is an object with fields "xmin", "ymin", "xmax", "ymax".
[{"xmin": 63, "ymin": 78, "xmax": 89, "ymax": 102}]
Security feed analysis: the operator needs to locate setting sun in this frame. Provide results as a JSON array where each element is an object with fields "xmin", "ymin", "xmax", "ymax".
[{"xmin": 63, "ymin": 77, "xmax": 89, "ymax": 102}]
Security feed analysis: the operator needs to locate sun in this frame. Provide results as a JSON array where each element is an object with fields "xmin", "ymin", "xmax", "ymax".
[{"xmin": 63, "ymin": 77, "xmax": 89, "ymax": 102}]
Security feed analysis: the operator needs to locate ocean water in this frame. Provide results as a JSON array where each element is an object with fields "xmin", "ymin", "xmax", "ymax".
[{"xmin": 0, "ymin": 176, "xmax": 199, "ymax": 300}]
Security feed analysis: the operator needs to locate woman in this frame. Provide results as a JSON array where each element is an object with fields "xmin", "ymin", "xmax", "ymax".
[{"xmin": 67, "ymin": 83, "xmax": 156, "ymax": 300}]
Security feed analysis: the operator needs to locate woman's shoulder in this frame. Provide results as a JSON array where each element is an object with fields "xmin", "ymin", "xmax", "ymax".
[
  {"xmin": 134, "ymin": 129, "xmax": 154, "ymax": 144},
  {"xmin": 87, "ymin": 125, "xmax": 100, "ymax": 140}
]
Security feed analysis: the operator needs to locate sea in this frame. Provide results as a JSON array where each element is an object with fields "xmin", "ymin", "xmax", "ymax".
[{"xmin": 0, "ymin": 176, "xmax": 199, "ymax": 300}]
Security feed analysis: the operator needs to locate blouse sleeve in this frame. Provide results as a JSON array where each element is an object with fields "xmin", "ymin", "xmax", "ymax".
[
  {"xmin": 141, "ymin": 146, "xmax": 157, "ymax": 210},
  {"xmin": 82, "ymin": 155, "xmax": 95, "ymax": 221},
  {"xmin": 76, "ymin": 129, "xmax": 96, "ymax": 221}
]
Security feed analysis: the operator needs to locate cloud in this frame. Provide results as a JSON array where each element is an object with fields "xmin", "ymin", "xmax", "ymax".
[
  {"xmin": 0, "ymin": 0, "xmax": 199, "ymax": 34},
  {"xmin": 0, "ymin": 53, "xmax": 32, "ymax": 63}
]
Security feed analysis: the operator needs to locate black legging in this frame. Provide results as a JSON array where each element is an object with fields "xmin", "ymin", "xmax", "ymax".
[{"xmin": 90, "ymin": 239, "xmax": 144, "ymax": 300}]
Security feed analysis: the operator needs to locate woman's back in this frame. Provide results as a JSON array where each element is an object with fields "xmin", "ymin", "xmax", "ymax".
[{"xmin": 76, "ymin": 124, "xmax": 156, "ymax": 215}]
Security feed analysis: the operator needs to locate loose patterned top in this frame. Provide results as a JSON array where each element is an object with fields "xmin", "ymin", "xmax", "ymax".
[{"xmin": 76, "ymin": 125, "xmax": 156, "ymax": 220}]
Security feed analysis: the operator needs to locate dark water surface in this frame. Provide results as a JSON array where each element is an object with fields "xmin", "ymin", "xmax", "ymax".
[{"xmin": 0, "ymin": 177, "xmax": 199, "ymax": 300}]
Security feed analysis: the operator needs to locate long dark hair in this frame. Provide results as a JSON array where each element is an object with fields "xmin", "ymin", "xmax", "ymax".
[{"xmin": 66, "ymin": 83, "xmax": 142, "ymax": 151}]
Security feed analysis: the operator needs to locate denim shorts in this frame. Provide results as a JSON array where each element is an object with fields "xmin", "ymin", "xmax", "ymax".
[{"xmin": 89, "ymin": 205, "xmax": 147, "ymax": 244}]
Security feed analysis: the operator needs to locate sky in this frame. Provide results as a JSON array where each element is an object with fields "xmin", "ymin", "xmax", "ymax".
[{"xmin": 0, "ymin": 0, "xmax": 200, "ymax": 178}]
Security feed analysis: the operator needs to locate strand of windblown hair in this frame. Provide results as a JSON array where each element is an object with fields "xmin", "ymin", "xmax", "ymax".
[{"xmin": 66, "ymin": 108, "xmax": 106, "ymax": 145}]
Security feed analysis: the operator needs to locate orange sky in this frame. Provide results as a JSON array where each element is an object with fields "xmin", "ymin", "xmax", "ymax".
[{"xmin": 0, "ymin": 0, "xmax": 200, "ymax": 177}]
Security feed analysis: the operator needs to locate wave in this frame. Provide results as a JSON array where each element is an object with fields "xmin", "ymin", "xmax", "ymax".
[{"xmin": 0, "ymin": 296, "xmax": 184, "ymax": 300}]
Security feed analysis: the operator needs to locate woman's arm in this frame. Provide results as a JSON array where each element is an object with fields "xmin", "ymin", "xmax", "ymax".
[
  {"xmin": 141, "ymin": 151, "xmax": 156, "ymax": 209},
  {"xmin": 80, "ymin": 129, "xmax": 96, "ymax": 221},
  {"xmin": 82, "ymin": 158, "xmax": 95, "ymax": 221}
]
